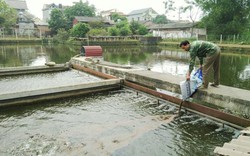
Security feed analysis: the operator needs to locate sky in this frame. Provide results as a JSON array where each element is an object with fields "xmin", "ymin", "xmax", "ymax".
[{"xmin": 25, "ymin": 0, "xmax": 195, "ymax": 21}]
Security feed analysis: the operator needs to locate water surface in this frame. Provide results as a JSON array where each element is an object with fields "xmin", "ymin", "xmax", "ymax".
[
  {"xmin": 0, "ymin": 89, "xmax": 238, "ymax": 155},
  {"xmin": 1, "ymin": 44, "xmax": 248, "ymax": 90}
]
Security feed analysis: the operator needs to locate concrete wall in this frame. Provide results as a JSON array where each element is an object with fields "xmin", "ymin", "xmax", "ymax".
[{"xmin": 70, "ymin": 57, "xmax": 250, "ymax": 118}]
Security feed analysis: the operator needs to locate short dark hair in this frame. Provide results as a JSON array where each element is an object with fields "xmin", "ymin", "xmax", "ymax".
[{"xmin": 179, "ymin": 40, "xmax": 190, "ymax": 47}]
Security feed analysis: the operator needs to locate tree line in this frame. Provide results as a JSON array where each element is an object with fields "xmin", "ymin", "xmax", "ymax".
[{"xmin": 1, "ymin": 0, "xmax": 250, "ymax": 41}]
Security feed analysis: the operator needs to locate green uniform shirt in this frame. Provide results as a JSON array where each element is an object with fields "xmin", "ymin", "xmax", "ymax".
[{"xmin": 188, "ymin": 40, "xmax": 218, "ymax": 73}]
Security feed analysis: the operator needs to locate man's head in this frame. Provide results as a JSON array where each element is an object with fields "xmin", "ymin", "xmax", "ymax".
[{"xmin": 179, "ymin": 40, "xmax": 190, "ymax": 51}]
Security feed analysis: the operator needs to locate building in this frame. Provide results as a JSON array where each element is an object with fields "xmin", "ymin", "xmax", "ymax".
[
  {"xmin": 42, "ymin": 3, "xmax": 69, "ymax": 22},
  {"xmin": 73, "ymin": 16, "xmax": 114, "ymax": 27},
  {"xmin": 100, "ymin": 9, "xmax": 126, "ymax": 21},
  {"xmin": 127, "ymin": 8, "xmax": 159, "ymax": 22},
  {"xmin": 4, "ymin": 0, "xmax": 35, "ymax": 36},
  {"xmin": 148, "ymin": 22, "xmax": 207, "ymax": 39}
]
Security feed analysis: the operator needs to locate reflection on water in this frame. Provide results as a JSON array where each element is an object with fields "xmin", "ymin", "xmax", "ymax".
[
  {"xmin": 239, "ymin": 65, "xmax": 250, "ymax": 80},
  {"xmin": 29, "ymin": 56, "xmax": 47, "ymax": 66},
  {"xmin": 103, "ymin": 46, "xmax": 250, "ymax": 90},
  {"xmin": 0, "ymin": 44, "xmax": 79, "ymax": 67},
  {"xmin": 0, "ymin": 44, "xmax": 249, "ymax": 90},
  {"xmin": 0, "ymin": 89, "xmax": 238, "ymax": 155}
]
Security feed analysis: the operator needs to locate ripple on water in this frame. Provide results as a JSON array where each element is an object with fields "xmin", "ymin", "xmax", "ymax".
[{"xmin": 0, "ymin": 88, "xmax": 238, "ymax": 155}]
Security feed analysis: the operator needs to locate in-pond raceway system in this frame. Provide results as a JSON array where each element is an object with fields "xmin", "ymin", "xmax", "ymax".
[{"xmin": 0, "ymin": 60, "xmax": 249, "ymax": 155}]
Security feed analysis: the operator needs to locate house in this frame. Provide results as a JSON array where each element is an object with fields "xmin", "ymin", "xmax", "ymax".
[
  {"xmin": 42, "ymin": 3, "xmax": 69, "ymax": 22},
  {"xmin": 4, "ymin": 0, "xmax": 27, "ymax": 12},
  {"xmin": 73, "ymin": 16, "xmax": 114, "ymax": 27},
  {"xmin": 100, "ymin": 9, "xmax": 126, "ymax": 21},
  {"xmin": 4, "ymin": 0, "xmax": 35, "ymax": 36},
  {"xmin": 148, "ymin": 22, "xmax": 207, "ymax": 39},
  {"xmin": 127, "ymin": 8, "xmax": 159, "ymax": 22},
  {"xmin": 34, "ymin": 21, "xmax": 50, "ymax": 37}
]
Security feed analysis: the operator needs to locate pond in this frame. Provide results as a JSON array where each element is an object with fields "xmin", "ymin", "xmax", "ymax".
[
  {"xmin": 0, "ymin": 44, "xmax": 249, "ymax": 90},
  {"xmin": 0, "ymin": 88, "xmax": 238, "ymax": 155},
  {"xmin": 0, "ymin": 43, "xmax": 245, "ymax": 155}
]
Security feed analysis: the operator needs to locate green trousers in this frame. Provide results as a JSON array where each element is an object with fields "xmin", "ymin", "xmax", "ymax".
[{"xmin": 202, "ymin": 47, "xmax": 221, "ymax": 87}]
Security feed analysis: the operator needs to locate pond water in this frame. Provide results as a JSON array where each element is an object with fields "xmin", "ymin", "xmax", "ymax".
[
  {"xmin": 0, "ymin": 44, "xmax": 249, "ymax": 90},
  {"xmin": 0, "ymin": 43, "xmax": 246, "ymax": 155},
  {"xmin": 0, "ymin": 88, "xmax": 238, "ymax": 156}
]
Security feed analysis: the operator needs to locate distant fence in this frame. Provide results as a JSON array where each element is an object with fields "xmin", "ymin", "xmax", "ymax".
[
  {"xmin": 162, "ymin": 34, "xmax": 250, "ymax": 44},
  {"xmin": 207, "ymin": 34, "xmax": 250, "ymax": 44},
  {"xmin": 0, "ymin": 28, "xmax": 48, "ymax": 39}
]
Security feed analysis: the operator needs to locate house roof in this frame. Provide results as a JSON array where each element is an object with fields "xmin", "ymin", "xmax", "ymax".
[
  {"xmin": 148, "ymin": 22, "xmax": 196, "ymax": 29},
  {"xmin": 128, "ymin": 7, "xmax": 156, "ymax": 15},
  {"xmin": 4, "ymin": 0, "xmax": 28, "ymax": 10},
  {"xmin": 42, "ymin": 3, "xmax": 69, "ymax": 11},
  {"xmin": 74, "ymin": 16, "xmax": 114, "ymax": 25},
  {"xmin": 100, "ymin": 9, "xmax": 126, "ymax": 16}
]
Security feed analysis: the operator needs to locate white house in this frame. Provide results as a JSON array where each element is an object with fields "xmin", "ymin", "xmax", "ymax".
[
  {"xmin": 127, "ymin": 8, "xmax": 159, "ymax": 22},
  {"xmin": 42, "ymin": 3, "xmax": 69, "ymax": 22},
  {"xmin": 148, "ymin": 22, "xmax": 207, "ymax": 39},
  {"xmin": 100, "ymin": 9, "xmax": 125, "ymax": 21}
]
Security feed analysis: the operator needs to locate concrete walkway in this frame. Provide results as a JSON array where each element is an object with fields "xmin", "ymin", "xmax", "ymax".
[{"xmin": 71, "ymin": 56, "xmax": 250, "ymax": 117}]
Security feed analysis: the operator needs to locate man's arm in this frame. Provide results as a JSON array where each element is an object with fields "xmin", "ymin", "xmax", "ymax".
[{"xmin": 186, "ymin": 56, "xmax": 196, "ymax": 80}]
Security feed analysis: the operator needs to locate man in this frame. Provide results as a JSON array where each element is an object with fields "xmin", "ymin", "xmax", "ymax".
[{"xmin": 179, "ymin": 40, "xmax": 221, "ymax": 89}]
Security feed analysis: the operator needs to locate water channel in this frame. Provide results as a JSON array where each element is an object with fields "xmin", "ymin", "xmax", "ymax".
[{"xmin": 0, "ymin": 43, "xmax": 249, "ymax": 155}]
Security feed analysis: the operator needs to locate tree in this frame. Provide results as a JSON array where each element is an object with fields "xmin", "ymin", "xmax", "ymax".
[
  {"xmin": 195, "ymin": 0, "xmax": 250, "ymax": 35},
  {"xmin": 153, "ymin": 15, "xmax": 169, "ymax": 24},
  {"xmin": 138, "ymin": 25, "xmax": 148, "ymax": 35},
  {"xmin": 64, "ymin": 0, "xmax": 96, "ymax": 30},
  {"xmin": 0, "ymin": 0, "xmax": 17, "ymax": 28},
  {"xmin": 129, "ymin": 21, "xmax": 140, "ymax": 35},
  {"xmin": 129, "ymin": 21, "xmax": 149, "ymax": 35},
  {"xmin": 183, "ymin": 0, "xmax": 201, "ymax": 23},
  {"xmin": 119, "ymin": 26, "xmax": 131, "ymax": 36},
  {"xmin": 48, "ymin": 9, "xmax": 67, "ymax": 35},
  {"xmin": 54, "ymin": 28, "xmax": 70, "ymax": 43},
  {"xmin": 64, "ymin": 0, "xmax": 96, "ymax": 17},
  {"xmin": 70, "ymin": 23, "xmax": 90, "ymax": 38},
  {"xmin": 88, "ymin": 21, "xmax": 106, "ymax": 29},
  {"xmin": 163, "ymin": 0, "xmax": 176, "ymax": 18},
  {"xmin": 87, "ymin": 28, "xmax": 109, "ymax": 36},
  {"xmin": 110, "ymin": 13, "xmax": 127, "ymax": 22},
  {"xmin": 108, "ymin": 27, "xmax": 119, "ymax": 36},
  {"xmin": 115, "ymin": 20, "xmax": 131, "ymax": 36}
]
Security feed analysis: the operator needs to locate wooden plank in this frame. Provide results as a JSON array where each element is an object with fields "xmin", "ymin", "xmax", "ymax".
[
  {"xmin": 214, "ymin": 147, "xmax": 250, "ymax": 156},
  {"xmin": 223, "ymin": 143, "xmax": 250, "ymax": 153},
  {"xmin": 238, "ymin": 135, "xmax": 250, "ymax": 142},
  {"xmin": 231, "ymin": 139, "xmax": 250, "ymax": 147}
]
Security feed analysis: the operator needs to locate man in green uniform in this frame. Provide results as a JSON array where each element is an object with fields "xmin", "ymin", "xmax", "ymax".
[{"xmin": 179, "ymin": 40, "xmax": 221, "ymax": 89}]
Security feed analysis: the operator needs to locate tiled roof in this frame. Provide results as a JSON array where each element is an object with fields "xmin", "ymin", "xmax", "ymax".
[
  {"xmin": 4, "ymin": 0, "xmax": 28, "ymax": 10},
  {"xmin": 128, "ymin": 8, "xmax": 152, "ymax": 15},
  {"xmin": 75, "ymin": 16, "xmax": 114, "ymax": 24}
]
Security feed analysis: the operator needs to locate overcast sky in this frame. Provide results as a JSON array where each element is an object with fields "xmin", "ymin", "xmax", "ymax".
[{"xmin": 25, "ymin": 0, "xmax": 194, "ymax": 20}]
